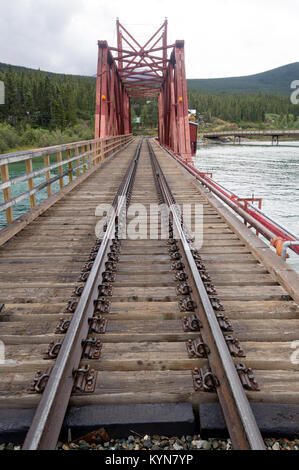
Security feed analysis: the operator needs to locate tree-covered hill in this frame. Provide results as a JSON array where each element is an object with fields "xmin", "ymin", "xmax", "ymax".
[
  {"xmin": 2, "ymin": 60, "xmax": 299, "ymax": 98},
  {"xmin": 187, "ymin": 62, "xmax": 299, "ymax": 95},
  {"xmin": 0, "ymin": 60, "xmax": 298, "ymax": 153},
  {"xmin": 0, "ymin": 63, "xmax": 95, "ymax": 129}
]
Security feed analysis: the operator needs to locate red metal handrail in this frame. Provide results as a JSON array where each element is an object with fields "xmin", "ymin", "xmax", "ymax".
[{"xmin": 160, "ymin": 143, "xmax": 299, "ymax": 256}]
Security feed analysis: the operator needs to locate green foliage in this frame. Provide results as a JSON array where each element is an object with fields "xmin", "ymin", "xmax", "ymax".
[
  {"xmin": 188, "ymin": 91, "xmax": 299, "ymax": 126},
  {"xmin": 0, "ymin": 123, "xmax": 20, "ymax": 152},
  {"xmin": 0, "ymin": 65, "xmax": 95, "ymax": 130},
  {"xmin": 0, "ymin": 63, "xmax": 95, "ymax": 152},
  {"xmin": 131, "ymin": 98, "xmax": 158, "ymax": 128},
  {"xmin": 1, "ymin": 61, "xmax": 298, "ymax": 153},
  {"xmin": 0, "ymin": 121, "xmax": 93, "ymax": 153}
]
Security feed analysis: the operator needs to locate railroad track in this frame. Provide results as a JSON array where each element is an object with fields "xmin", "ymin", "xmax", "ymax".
[{"xmin": 0, "ymin": 137, "xmax": 298, "ymax": 450}]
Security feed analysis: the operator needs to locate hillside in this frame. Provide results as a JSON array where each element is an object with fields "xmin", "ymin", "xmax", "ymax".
[
  {"xmin": 0, "ymin": 60, "xmax": 298, "ymax": 151},
  {"xmin": 187, "ymin": 62, "xmax": 299, "ymax": 95},
  {"xmin": 0, "ymin": 62, "xmax": 94, "ymax": 81},
  {"xmin": 1, "ymin": 61, "xmax": 298, "ymax": 95}
]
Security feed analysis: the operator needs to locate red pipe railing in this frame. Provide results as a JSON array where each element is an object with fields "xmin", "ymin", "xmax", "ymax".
[{"xmin": 160, "ymin": 143, "xmax": 299, "ymax": 256}]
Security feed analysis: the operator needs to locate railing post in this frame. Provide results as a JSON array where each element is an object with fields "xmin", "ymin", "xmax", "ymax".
[
  {"xmin": 92, "ymin": 142, "xmax": 96, "ymax": 166},
  {"xmin": 44, "ymin": 155, "xmax": 51, "ymax": 197},
  {"xmin": 75, "ymin": 146, "xmax": 80, "ymax": 177},
  {"xmin": 25, "ymin": 158, "xmax": 36, "ymax": 209},
  {"xmin": 67, "ymin": 149, "xmax": 73, "ymax": 183},
  {"xmin": 101, "ymin": 140, "xmax": 105, "ymax": 161},
  {"xmin": 1, "ymin": 163, "xmax": 13, "ymax": 224},
  {"xmin": 94, "ymin": 142, "xmax": 97, "ymax": 164},
  {"xmin": 81, "ymin": 145, "xmax": 88, "ymax": 173},
  {"xmin": 57, "ymin": 152, "xmax": 64, "ymax": 189},
  {"xmin": 87, "ymin": 144, "xmax": 91, "ymax": 170},
  {"xmin": 82, "ymin": 145, "xmax": 87, "ymax": 172}
]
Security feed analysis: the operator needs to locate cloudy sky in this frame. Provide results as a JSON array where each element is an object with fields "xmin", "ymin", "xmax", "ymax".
[{"xmin": 0, "ymin": 0, "xmax": 298, "ymax": 78}]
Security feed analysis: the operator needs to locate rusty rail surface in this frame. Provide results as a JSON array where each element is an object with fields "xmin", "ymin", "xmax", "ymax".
[
  {"xmin": 147, "ymin": 139, "xmax": 265, "ymax": 450},
  {"xmin": 0, "ymin": 134, "xmax": 133, "ymax": 227},
  {"xmin": 22, "ymin": 138, "xmax": 142, "ymax": 450}
]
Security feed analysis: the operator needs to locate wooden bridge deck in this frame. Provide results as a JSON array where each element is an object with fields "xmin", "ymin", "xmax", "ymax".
[{"xmin": 0, "ymin": 138, "xmax": 298, "ymax": 412}]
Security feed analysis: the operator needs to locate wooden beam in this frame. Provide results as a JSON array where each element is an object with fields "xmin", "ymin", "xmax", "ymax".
[
  {"xmin": 25, "ymin": 159, "xmax": 36, "ymax": 209},
  {"xmin": 43, "ymin": 155, "xmax": 51, "ymax": 197},
  {"xmin": 0, "ymin": 164, "xmax": 13, "ymax": 224}
]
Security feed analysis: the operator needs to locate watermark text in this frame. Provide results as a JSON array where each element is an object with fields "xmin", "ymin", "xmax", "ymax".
[
  {"xmin": 0, "ymin": 81, "xmax": 4, "ymax": 105},
  {"xmin": 95, "ymin": 200, "xmax": 204, "ymax": 249},
  {"xmin": 290, "ymin": 80, "xmax": 299, "ymax": 105}
]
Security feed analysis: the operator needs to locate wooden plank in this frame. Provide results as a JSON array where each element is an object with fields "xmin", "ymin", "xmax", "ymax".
[
  {"xmin": 2, "ymin": 303, "xmax": 65, "ymax": 315},
  {"xmin": 215, "ymin": 285, "xmax": 287, "ymax": 301},
  {"xmin": 112, "ymin": 286, "xmax": 177, "ymax": 302},
  {"xmin": 2, "ymin": 368, "xmax": 299, "ymax": 408},
  {"xmin": 222, "ymin": 300, "xmax": 298, "ymax": 319}
]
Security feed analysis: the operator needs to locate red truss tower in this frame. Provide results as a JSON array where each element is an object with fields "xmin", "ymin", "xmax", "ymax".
[{"xmin": 95, "ymin": 19, "xmax": 193, "ymax": 162}]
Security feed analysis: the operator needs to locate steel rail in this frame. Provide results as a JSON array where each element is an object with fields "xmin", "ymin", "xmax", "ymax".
[
  {"xmin": 147, "ymin": 139, "xmax": 265, "ymax": 450},
  {"xmin": 23, "ymin": 138, "xmax": 143, "ymax": 450}
]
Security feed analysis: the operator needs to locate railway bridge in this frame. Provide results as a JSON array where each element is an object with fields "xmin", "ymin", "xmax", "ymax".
[
  {"xmin": 203, "ymin": 129, "xmax": 299, "ymax": 144},
  {"xmin": 0, "ymin": 21, "xmax": 299, "ymax": 451}
]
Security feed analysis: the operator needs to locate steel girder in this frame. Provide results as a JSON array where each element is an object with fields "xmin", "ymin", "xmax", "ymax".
[{"xmin": 95, "ymin": 20, "xmax": 192, "ymax": 161}]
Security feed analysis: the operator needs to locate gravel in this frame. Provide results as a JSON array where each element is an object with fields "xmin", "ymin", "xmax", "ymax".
[{"xmin": 1, "ymin": 436, "xmax": 299, "ymax": 450}]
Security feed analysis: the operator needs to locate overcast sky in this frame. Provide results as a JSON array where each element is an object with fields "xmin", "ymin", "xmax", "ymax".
[{"xmin": 0, "ymin": 0, "xmax": 298, "ymax": 79}]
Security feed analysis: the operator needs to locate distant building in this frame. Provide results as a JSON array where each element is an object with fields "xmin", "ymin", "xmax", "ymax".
[
  {"xmin": 188, "ymin": 109, "xmax": 197, "ymax": 122},
  {"xmin": 133, "ymin": 117, "xmax": 141, "ymax": 124}
]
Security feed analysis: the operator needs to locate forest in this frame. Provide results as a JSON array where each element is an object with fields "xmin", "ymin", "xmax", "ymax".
[
  {"xmin": 0, "ymin": 65, "xmax": 95, "ymax": 152},
  {"xmin": 188, "ymin": 91, "xmax": 299, "ymax": 126},
  {"xmin": 0, "ymin": 63, "xmax": 298, "ymax": 153}
]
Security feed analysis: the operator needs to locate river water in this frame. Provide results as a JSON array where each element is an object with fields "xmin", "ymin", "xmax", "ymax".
[{"xmin": 193, "ymin": 141, "xmax": 299, "ymax": 273}]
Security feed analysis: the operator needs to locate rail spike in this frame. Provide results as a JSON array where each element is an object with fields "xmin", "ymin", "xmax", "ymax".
[
  {"xmin": 72, "ymin": 366, "xmax": 97, "ymax": 394},
  {"xmin": 182, "ymin": 314, "xmax": 202, "ymax": 332},
  {"xmin": 187, "ymin": 337, "xmax": 210, "ymax": 358},
  {"xmin": 178, "ymin": 296, "xmax": 197, "ymax": 312},
  {"xmin": 29, "ymin": 368, "xmax": 53, "ymax": 394},
  {"xmin": 94, "ymin": 297, "xmax": 111, "ymax": 314},
  {"xmin": 55, "ymin": 318, "xmax": 71, "ymax": 334},
  {"xmin": 192, "ymin": 366, "xmax": 219, "ymax": 392},
  {"xmin": 237, "ymin": 363, "xmax": 260, "ymax": 391}
]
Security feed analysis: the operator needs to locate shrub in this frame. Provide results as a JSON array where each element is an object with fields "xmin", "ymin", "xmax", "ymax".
[
  {"xmin": 0, "ymin": 123, "xmax": 21, "ymax": 152},
  {"xmin": 0, "ymin": 121, "xmax": 94, "ymax": 153}
]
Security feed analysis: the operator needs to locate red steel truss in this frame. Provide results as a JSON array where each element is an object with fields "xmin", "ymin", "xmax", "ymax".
[{"xmin": 95, "ymin": 19, "xmax": 192, "ymax": 161}]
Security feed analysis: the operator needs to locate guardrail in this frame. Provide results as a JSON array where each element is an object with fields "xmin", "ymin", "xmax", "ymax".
[
  {"xmin": 0, "ymin": 134, "xmax": 133, "ymax": 226},
  {"xmin": 203, "ymin": 129, "xmax": 299, "ymax": 137},
  {"xmin": 157, "ymin": 140, "xmax": 299, "ymax": 257}
]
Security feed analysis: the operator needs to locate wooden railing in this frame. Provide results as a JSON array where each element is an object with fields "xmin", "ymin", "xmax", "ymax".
[
  {"xmin": 0, "ymin": 134, "xmax": 133, "ymax": 227},
  {"xmin": 203, "ymin": 129, "xmax": 299, "ymax": 138}
]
